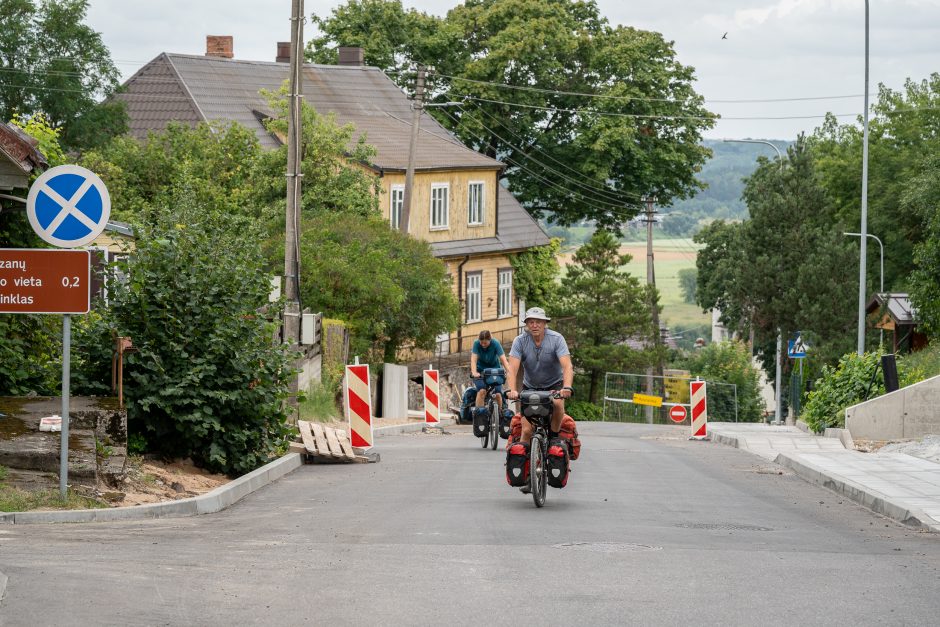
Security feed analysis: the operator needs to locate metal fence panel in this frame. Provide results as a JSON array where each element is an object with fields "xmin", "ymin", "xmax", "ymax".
[{"xmin": 603, "ymin": 372, "xmax": 738, "ymax": 424}]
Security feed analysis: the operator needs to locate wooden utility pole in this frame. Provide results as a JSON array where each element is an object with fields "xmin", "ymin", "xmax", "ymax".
[
  {"xmin": 400, "ymin": 64, "xmax": 426, "ymax": 234},
  {"xmin": 283, "ymin": 0, "xmax": 304, "ymax": 346},
  {"xmin": 642, "ymin": 196, "xmax": 663, "ymax": 422}
]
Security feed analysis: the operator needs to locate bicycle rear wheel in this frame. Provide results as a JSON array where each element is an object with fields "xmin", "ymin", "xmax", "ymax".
[
  {"xmin": 488, "ymin": 400, "xmax": 499, "ymax": 450},
  {"xmin": 530, "ymin": 433, "xmax": 546, "ymax": 507}
]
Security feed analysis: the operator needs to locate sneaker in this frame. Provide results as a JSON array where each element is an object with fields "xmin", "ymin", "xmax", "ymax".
[{"xmin": 519, "ymin": 484, "xmax": 531, "ymax": 494}]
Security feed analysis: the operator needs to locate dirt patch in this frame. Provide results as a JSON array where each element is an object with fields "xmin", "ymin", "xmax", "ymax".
[
  {"xmin": 559, "ymin": 245, "xmax": 692, "ymax": 267},
  {"xmin": 116, "ymin": 457, "xmax": 229, "ymax": 507}
]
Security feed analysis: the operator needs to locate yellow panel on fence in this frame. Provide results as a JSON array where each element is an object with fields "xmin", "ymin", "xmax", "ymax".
[
  {"xmin": 663, "ymin": 370, "xmax": 691, "ymax": 404},
  {"xmin": 632, "ymin": 393, "xmax": 664, "ymax": 407}
]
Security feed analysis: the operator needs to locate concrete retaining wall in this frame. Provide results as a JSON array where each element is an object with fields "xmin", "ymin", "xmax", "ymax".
[{"xmin": 846, "ymin": 374, "xmax": 940, "ymax": 440}]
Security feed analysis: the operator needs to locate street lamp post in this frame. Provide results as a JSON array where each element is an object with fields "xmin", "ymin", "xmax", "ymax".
[
  {"xmin": 857, "ymin": 0, "xmax": 872, "ymax": 355},
  {"xmin": 845, "ymin": 231, "xmax": 883, "ymax": 345},
  {"xmin": 723, "ymin": 139, "xmax": 785, "ymax": 425}
]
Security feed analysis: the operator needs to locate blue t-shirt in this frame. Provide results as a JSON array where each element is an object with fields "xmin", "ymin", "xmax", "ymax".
[
  {"xmin": 472, "ymin": 339, "xmax": 505, "ymax": 370},
  {"xmin": 509, "ymin": 329, "xmax": 570, "ymax": 390}
]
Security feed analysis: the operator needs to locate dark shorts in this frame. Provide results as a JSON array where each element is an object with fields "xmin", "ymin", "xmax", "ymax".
[{"xmin": 473, "ymin": 378, "xmax": 503, "ymax": 396}]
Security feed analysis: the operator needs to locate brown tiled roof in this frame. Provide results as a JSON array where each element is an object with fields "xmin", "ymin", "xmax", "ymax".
[
  {"xmin": 117, "ymin": 53, "xmax": 501, "ymax": 172},
  {"xmin": 0, "ymin": 121, "xmax": 48, "ymax": 186}
]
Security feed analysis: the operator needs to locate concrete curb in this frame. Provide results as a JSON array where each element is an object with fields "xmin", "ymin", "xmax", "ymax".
[
  {"xmin": 774, "ymin": 452, "xmax": 940, "ymax": 533},
  {"xmin": 710, "ymin": 431, "xmax": 741, "ymax": 450},
  {"xmin": 0, "ymin": 568, "xmax": 7, "ymax": 607},
  {"xmin": 0, "ymin": 452, "xmax": 303, "ymax": 525},
  {"xmin": 374, "ymin": 417, "xmax": 455, "ymax": 437}
]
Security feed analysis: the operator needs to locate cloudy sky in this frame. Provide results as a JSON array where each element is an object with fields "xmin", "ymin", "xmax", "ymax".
[{"xmin": 85, "ymin": 0, "xmax": 940, "ymax": 140}]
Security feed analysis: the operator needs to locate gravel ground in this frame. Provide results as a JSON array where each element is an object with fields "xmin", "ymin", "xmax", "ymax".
[{"xmin": 875, "ymin": 434, "xmax": 940, "ymax": 463}]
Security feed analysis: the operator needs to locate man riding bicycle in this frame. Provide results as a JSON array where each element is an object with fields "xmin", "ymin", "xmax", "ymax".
[
  {"xmin": 504, "ymin": 307, "xmax": 574, "ymax": 445},
  {"xmin": 470, "ymin": 330, "xmax": 511, "ymax": 421}
]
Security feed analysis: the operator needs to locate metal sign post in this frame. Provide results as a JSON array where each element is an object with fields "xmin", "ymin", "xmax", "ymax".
[{"xmin": 22, "ymin": 164, "xmax": 110, "ymax": 500}]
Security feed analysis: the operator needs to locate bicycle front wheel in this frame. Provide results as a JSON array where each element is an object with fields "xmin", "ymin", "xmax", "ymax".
[{"xmin": 530, "ymin": 433, "xmax": 546, "ymax": 507}]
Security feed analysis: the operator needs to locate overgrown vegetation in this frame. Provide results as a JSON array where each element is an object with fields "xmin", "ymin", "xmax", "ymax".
[
  {"xmin": 802, "ymin": 352, "xmax": 884, "ymax": 432},
  {"xmin": 677, "ymin": 340, "xmax": 765, "ymax": 422}
]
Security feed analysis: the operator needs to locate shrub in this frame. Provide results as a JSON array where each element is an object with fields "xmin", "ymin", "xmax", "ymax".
[
  {"xmin": 802, "ymin": 351, "xmax": 883, "ymax": 433},
  {"xmin": 108, "ymin": 190, "xmax": 293, "ymax": 475},
  {"xmin": 567, "ymin": 400, "xmax": 604, "ymax": 422},
  {"xmin": 680, "ymin": 340, "xmax": 765, "ymax": 422}
]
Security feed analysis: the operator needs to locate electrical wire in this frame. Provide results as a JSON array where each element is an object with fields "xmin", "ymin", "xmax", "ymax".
[{"xmin": 432, "ymin": 71, "xmax": 872, "ymax": 105}]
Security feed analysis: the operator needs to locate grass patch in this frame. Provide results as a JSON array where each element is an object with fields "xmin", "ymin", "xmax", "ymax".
[
  {"xmin": 0, "ymin": 485, "xmax": 107, "ymax": 512},
  {"xmin": 298, "ymin": 376, "xmax": 342, "ymax": 424}
]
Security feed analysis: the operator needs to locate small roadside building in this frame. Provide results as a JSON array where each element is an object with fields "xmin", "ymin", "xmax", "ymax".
[
  {"xmin": 114, "ymin": 38, "xmax": 550, "ymax": 359},
  {"xmin": 866, "ymin": 293, "xmax": 929, "ymax": 354},
  {"xmin": 0, "ymin": 121, "xmax": 47, "ymax": 196}
]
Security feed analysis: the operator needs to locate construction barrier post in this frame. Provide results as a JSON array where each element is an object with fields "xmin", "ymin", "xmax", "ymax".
[
  {"xmin": 690, "ymin": 379, "xmax": 708, "ymax": 440},
  {"xmin": 345, "ymin": 363, "xmax": 373, "ymax": 449},
  {"xmin": 423, "ymin": 369, "xmax": 440, "ymax": 425}
]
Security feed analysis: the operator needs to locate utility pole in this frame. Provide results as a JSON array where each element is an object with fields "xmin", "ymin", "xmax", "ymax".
[
  {"xmin": 642, "ymin": 195, "xmax": 662, "ymax": 423},
  {"xmin": 283, "ymin": 0, "xmax": 304, "ymax": 349},
  {"xmin": 400, "ymin": 64, "xmax": 426, "ymax": 235}
]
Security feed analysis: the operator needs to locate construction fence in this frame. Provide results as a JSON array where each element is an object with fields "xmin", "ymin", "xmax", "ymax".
[{"xmin": 603, "ymin": 371, "xmax": 739, "ymax": 425}]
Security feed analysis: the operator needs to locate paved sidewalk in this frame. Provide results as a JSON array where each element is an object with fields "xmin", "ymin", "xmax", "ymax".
[{"xmin": 709, "ymin": 422, "xmax": 940, "ymax": 533}]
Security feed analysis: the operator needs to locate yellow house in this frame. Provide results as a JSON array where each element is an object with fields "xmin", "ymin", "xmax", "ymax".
[{"xmin": 116, "ymin": 39, "xmax": 550, "ymax": 358}]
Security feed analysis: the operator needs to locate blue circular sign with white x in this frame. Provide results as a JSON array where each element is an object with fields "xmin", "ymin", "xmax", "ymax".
[{"xmin": 26, "ymin": 165, "xmax": 111, "ymax": 248}]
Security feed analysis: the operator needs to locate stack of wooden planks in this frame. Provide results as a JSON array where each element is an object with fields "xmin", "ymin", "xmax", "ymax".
[{"xmin": 293, "ymin": 420, "xmax": 372, "ymax": 463}]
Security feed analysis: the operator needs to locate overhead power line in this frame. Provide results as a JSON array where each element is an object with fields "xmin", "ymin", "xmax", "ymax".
[{"xmin": 432, "ymin": 71, "xmax": 872, "ymax": 105}]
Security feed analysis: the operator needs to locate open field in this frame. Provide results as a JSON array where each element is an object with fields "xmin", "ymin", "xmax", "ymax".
[{"xmin": 560, "ymin": 237, "xmax": 710, "ymax": 328}]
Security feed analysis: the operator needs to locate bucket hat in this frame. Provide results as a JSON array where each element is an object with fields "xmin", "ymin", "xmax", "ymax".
[{"xmin": 523, "ymin": 306, "xmax": 551, "ymax": 322}]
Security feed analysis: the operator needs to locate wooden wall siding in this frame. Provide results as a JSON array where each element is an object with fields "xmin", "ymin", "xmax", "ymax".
[
  {"xmin": 380, "ymin": 170, "xmax": 499, "ymax": 241},
  {"xmin": 87, "ymin": 232, "xmax": 135, "ymax": 254},
  {"xmin": 444, "ymin": 253, "xmax": 516, "ymax": 323},
  {"xmin": 0, "ymin": 160, "xmax": 27, "ymax": 190}
]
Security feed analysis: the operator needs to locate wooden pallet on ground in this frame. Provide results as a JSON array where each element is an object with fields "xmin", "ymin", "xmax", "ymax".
[{"xmin": 296, "ymin": 421, "xmax": 372, "ymax": 463}]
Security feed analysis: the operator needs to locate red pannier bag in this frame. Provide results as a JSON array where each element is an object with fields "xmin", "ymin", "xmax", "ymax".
[{"xmin": 507, "ymin": 414, "xmax": 581, "ymax": 461}]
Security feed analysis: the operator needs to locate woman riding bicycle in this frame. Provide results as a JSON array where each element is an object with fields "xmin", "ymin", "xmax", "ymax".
[
  {"xmin": 470, "ymin": 330, "xmax": 511, "ymax": 421},
  {"xmin": 504, "ymin": 307, "xmax": 574, "ymax": 446}
]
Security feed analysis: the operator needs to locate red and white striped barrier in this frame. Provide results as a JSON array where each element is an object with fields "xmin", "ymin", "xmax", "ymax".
[
  {"xmin": 690, "ymin": 380, "xmax": 707, "ymax": 440},
  {"xmin": 423, "ymin": 369, "xmax": 440, "ymax": 425},
  {"xmin": 345, "ymin": 364, "xmax": 373, "ymax": 449}
]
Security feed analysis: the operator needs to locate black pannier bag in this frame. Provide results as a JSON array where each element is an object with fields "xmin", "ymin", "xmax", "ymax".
[
  {"xmin": 505, "ymin": 441, "xmax": 529, "ymax": 486},
  {"xmin": 499, "ymin": 407, "xmax": 512, "ymax": 440},
  {"xmin": 546, "ymin": 438, "xmax": 570, "ymax": 488},
  {"xmin": 472, "ymin": 407, "xmax": 489, "ymax": 437}
]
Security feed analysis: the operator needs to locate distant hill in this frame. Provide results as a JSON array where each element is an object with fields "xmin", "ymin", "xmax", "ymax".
[{"xmin": 662, "ymin": 139, "xmax": 791, "ymax": 235}]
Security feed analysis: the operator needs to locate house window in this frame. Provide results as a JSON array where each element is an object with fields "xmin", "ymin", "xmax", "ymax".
[
  {"xmin": 430, "ymin": 183, "xmax": 449, "ymax": 230},
  {"xmin": 498, "ymin": 268, "xmax": 513, "ymax": 318},
  {"xmin": 389, "ymin": 185, "xmax": 404, "ymax": 230},
  {"xmin": 467, "ymin": 181, "xmax": 484, "ymax": 226},
  {"xmin": 466, "ymin": 272, "xmax": 482, "ymax": 323}
]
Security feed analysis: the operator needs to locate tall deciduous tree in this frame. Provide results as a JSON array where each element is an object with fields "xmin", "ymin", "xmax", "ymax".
[
  {"xmin": 308, "ymin": 0, "xmax": 715, "ymax": 230},
  {"xmin": 696, "ymin": 137, "xmax": 858, "ymax": 376},
  {"xmin": 904, "ymin": 154, "xmax": 940, "ymax": 336},
  {"xmin": 557, "ymin": 231, "xmax": 652, "ymax": 402},
  {"xmin": 0, "ymin": 0, "xmax": 126, "ymax": 150}
]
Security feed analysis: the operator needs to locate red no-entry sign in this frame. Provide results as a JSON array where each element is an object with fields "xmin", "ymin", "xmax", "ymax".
[
  {"xmin": 0, "ymin": 248, "xmax": 90, "ymax": 314},
  {"xmin": 669, "ymin": 405, "xmax": 688, "ymax": 423}
]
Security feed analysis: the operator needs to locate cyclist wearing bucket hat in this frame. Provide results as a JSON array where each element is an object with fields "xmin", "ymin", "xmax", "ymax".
[{"xmin": 505, "ymin": 306, "xmax": 574, "ymax": 444}]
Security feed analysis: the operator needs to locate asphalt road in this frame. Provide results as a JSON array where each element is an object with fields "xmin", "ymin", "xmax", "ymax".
[{"xmin": 1, "ymin": 422, "xmax": 939, "ymax": 626}]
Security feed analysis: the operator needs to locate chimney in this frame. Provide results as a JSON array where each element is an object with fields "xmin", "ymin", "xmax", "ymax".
[
  {"xmin": 337, "ymin": 46, "xmax": 364, "ymax": 67},
  {"xmin": 206, "ymin": 35, "xmax": 234, "ymax": 59},
  {"xmin": 276, "ymin": 42, "xmax": 291, "ymax": 63}
]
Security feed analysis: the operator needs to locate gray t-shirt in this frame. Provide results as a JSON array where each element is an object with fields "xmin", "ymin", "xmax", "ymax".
[{"xmin": 509, "ymin": 329, "xmax": 570, "ymax": 390}]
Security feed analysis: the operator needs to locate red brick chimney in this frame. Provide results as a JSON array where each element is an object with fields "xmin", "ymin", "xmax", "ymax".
[
  {"xmin": 337, "ymin": 46, "xmax": 364, "ymax": 66},
  {"xmin": 206, "ymin": 35, "xmax": 234, "ymax": 59},
  {"xmin": 276, "ymin": 42, "xmax": 291, "ymax": 63}
]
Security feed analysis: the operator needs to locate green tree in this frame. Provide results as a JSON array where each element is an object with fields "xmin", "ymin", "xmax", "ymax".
[
  {"xmin": 298, "ymin": 211, "xmax": 459, "ymax": 362},
  {"xmin": 557, "ymin": 231, "xmax": 652, "ymax": 402},
  {"xmin": 0, "ymin": 0, "xmax": 127, "ymax": 150},
  {"xmin": 677, "ymin": 267, "xmax": 697, "ymax": 304},
  {"xmin": 695, "ymin": 137, "xmax": 858, "ymax": 380},
  {"xmin": 509, "ymin": 237, "xmax": 561, "ymax": 309},
  {"xmin": 309, "ymin": 0, "xmax": 715, "ymax": 230},
  {"xmin": 904, "ymin": 154, "xmax": 940, "ymax": 336},
  {"xmin": 106, "ymin": 186, "xmax": 293, "ymax": 475},
  {"xmin": 680, "ymin": 340, "xmax": 765, "ymax": 422}
]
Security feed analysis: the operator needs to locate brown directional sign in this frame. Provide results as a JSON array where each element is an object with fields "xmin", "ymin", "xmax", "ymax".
[{"xmin": 0, "ymin": 248, "xmax": 90, "ymax": 314}]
